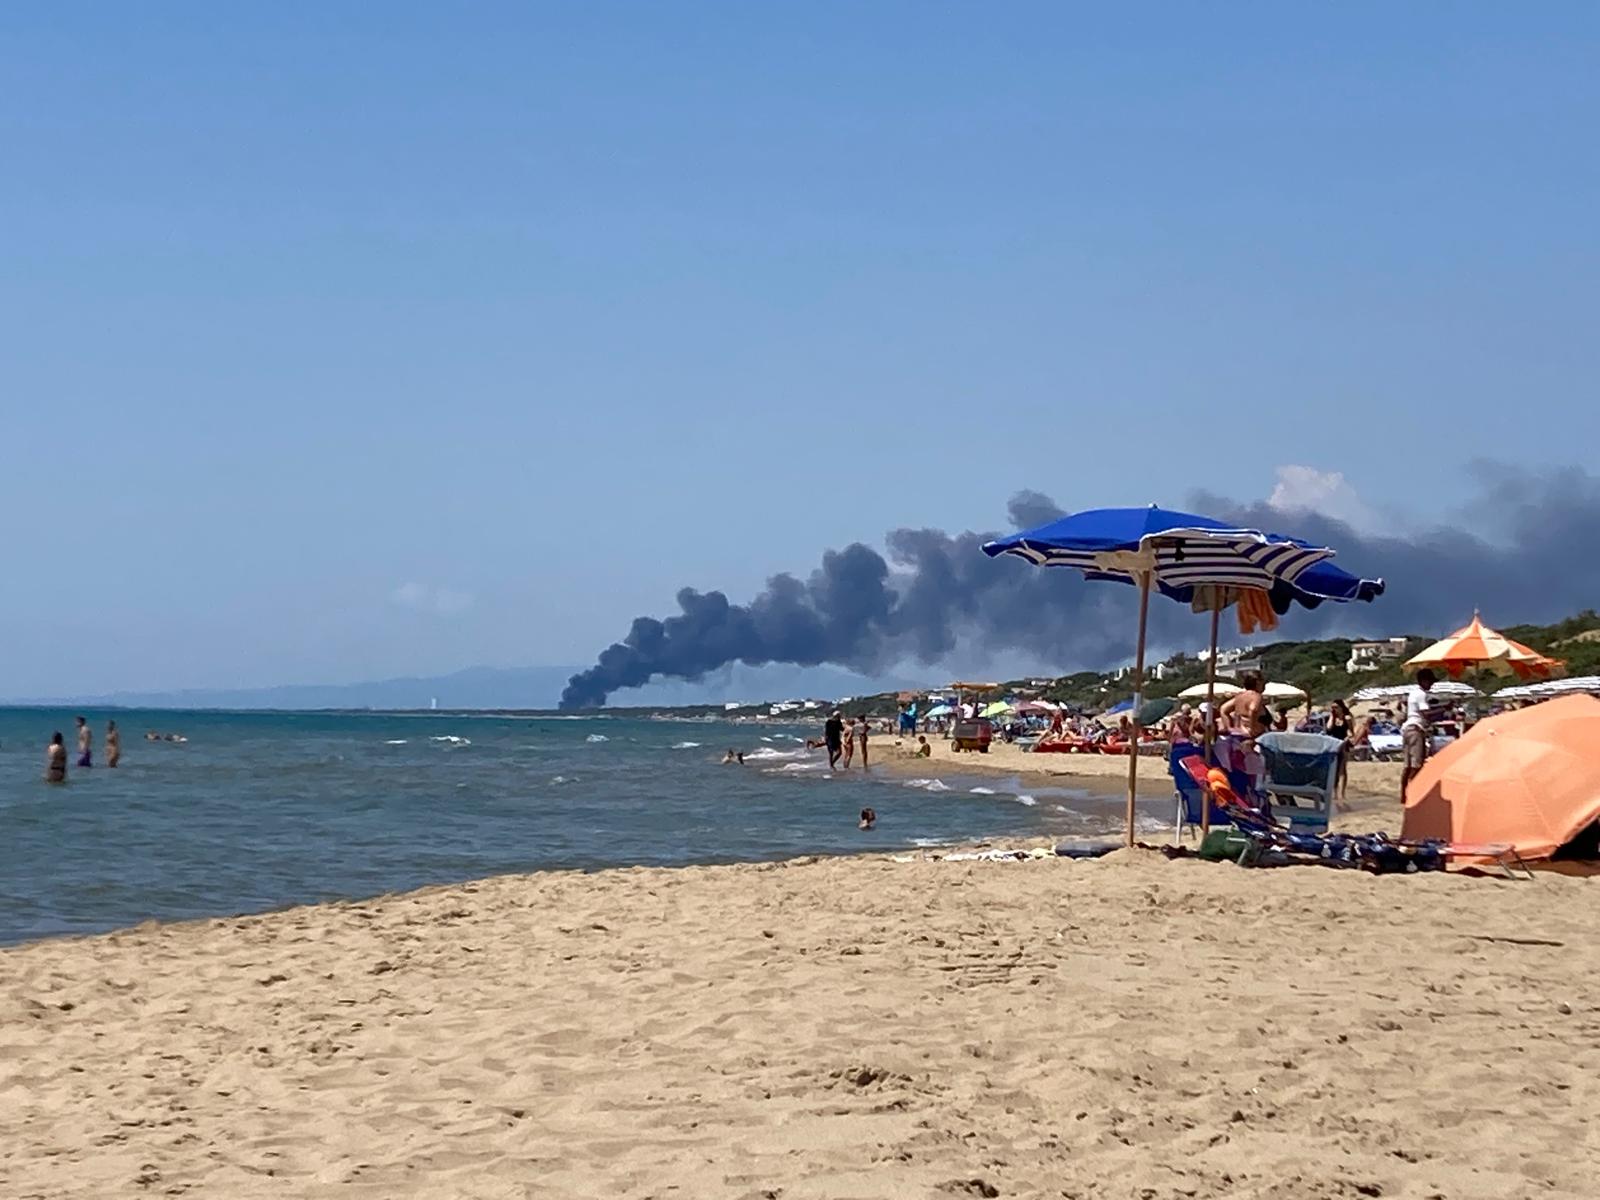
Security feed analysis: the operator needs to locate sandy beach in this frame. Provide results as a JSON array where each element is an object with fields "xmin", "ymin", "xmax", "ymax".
[
  {"xmin": 6, "ymin": 841, "xmax": 1598, "ymax": 1199},
  {"xmin": 873, "ymin": 733, "xmax": 1407, "ymax": 815}
]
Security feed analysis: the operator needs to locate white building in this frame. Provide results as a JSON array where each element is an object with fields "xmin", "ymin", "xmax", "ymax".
[{"xmin": 1346, "ymin": 638, "xmax": 1409, "ymax": 673}]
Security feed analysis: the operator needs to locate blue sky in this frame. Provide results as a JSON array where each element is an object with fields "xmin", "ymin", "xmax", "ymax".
[{"xmin": 3, "ymin": 4, "xmax": 1597, "ymax": 697}]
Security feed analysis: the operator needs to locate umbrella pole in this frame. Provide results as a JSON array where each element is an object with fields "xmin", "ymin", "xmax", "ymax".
[
  {"xmin": 1201, "ymin": 603, "xmax": 1220, "ymax": 837},
  {"xmin": 1125, "ymin": 570, "xmax": 1153, "ymax": 847}
]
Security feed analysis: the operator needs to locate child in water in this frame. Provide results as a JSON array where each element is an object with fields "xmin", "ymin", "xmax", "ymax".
[{"xmin": 858, "ymin": 808, "xmax": 876, "ymax": 831}]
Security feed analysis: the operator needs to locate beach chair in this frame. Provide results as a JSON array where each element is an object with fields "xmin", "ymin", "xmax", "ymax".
[
  {"xmin": 1255, "ymin": 732, "xmax": 1342, "ymax": 834},
  {"xmin": 1168, "ymin": 743, "xmax": 1258, "ymax": 842},
  {"xmin": 1182, "ymin": 762, "xmax": 1533, "ymax": 878}
]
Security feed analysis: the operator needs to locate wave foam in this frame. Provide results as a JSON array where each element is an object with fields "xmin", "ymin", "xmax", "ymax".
[
  {"xmin": 585, "ymin": 734, "xmax": 609, "ymax": 744},
  {"xmin": 902, "ymin": 778, "xmax": 951, "ymax": 792},
  {"xmin": 430, "ymin": 736, "xmax": 471, "ymax": 746},
  {"xmin": 771, "ymin": 761, "xmax": 828, "ymax": 774},
  {"xmin": 671, "ymin": 741, "xmax": 702, "ymax": 750}
]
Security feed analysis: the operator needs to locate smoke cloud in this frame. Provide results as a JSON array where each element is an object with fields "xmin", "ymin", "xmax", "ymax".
[{"xmin": 559, "ymin": 464, "xmax": 1600, "ymax": 709}]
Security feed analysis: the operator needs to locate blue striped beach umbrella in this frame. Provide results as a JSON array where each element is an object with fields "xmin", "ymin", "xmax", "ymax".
[{"xmin": 982, "ymin": 505, "xmax": 1380, "ymax": 844}]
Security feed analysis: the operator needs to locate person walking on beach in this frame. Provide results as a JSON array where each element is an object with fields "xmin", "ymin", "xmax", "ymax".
[
  {"xmin": 1324, "ymin": 699, "xmax": 1354, "ymax": 808},
  {"xmin": 46, "ymin": 732, "xmax": 68, "ymax": 783},
  {"xmin": 1401, "ymin": 669, "xmax": 1447, "ymax": 801},
  {"xmin": 823, "ymin": 710, "xmax": 844, "ymax": 770},
  {"xmin": 75, "ymin": 715, "xmax": 93, "ymax": 768},
  {"xmin": 856, "ymin": 717, "xmax": 870, "ymax": 770},
  {"xmin": 106, "ymin": 719, "xmax": 121, "ymax": 768}
]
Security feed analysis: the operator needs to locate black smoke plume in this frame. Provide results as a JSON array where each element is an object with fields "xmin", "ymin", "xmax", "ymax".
[{"xmin": 559, "ymin": 465, "xmax": 1600, "ymax": 709}]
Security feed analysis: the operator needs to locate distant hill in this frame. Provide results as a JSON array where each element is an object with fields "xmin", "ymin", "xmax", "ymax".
[
  {"xmin": 13, "ymin": 661, "xmax": 920, "ymax": 712},
  {"xmin": 20, "ymin": 611, "xmax": 1594, "ymax": 714}
]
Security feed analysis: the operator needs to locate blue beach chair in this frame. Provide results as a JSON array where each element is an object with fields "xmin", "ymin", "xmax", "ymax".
[{"xmin": 1168, "ymin": 741, "xmax": 1258, "ymax": 841}]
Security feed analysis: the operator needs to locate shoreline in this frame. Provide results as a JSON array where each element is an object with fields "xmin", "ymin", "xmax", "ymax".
[
  {"xmin": 5, "ymin": 847, "xmax": 1596, "ymax": 1197},
  {"xmin": 865, "ymin": 733, "xmax": 1409, "ymax": 830}
]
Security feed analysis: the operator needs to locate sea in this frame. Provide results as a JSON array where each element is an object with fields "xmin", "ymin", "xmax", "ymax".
[{"xmin": 0, "ymin": 708, "xmax": 1157, "ymax": 946}]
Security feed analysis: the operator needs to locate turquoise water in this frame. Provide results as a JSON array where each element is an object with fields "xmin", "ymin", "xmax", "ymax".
[{"xmin": 0, "ymin": 708, "xmax": 1140, "ymax": 945}]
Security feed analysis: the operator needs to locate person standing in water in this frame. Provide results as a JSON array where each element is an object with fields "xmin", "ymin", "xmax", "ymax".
[
  {"xmin": 75, "ymin": 715, "xmax": 92, "ymax": 768},
  {"xmin": 823, "ymin": 711, "xmax": 844, "ymax": 770},
  {"xmin": 46, "ymin": 732, "xmax": 68, "ymax": 783},
  {"xmin": 856, "ymin": 717, "xmax": 870, "ymax": 770},
  {"xmin": 106, "ymin": 719, "xmax": 121, "ymax": 768}
]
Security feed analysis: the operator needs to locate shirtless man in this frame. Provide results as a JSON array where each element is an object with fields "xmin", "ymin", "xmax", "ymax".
[
  {"xmin": 75, "ymin": 715, "xmax": 93, "ymax": 769},
  {"xmin": 1219, "ymin": 673, "xmax": 1268, "ymax": 736},
  {"xmin": 106, "ymin": 719, "xmax": 122, "ymax": 768},
  {"xmin": 1169, "ymin": 704, "xmax": 1194, "ymax": 743},
  {"xmin": 46, "ymin": 732, "xmax": 68, "ymax": 784}
]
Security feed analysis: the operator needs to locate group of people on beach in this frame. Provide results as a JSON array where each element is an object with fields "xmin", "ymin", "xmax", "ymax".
[
  {"xmin": 1186, "ymin": 669, "xmax": 1451, "ymax": 805},
  {"xmin": 813, "ymin": 710, "xmax": 871, "ymax": 771},
  {"xmin": 46, "ymin": 716, "xmax": 119, "ymax": 783}
]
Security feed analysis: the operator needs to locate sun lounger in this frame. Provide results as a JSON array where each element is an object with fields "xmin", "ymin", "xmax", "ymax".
[
  {"xmin": 1031, "ymin": 735, "xmax": 1098, "ymax": 754},
  {"xmin": 1168, "ymin": 743, "xmax": 1257, "ymax": 842},
  {"xmin": 1172, "ymin": 750, "xmax": 1532, "ymax": 878}
]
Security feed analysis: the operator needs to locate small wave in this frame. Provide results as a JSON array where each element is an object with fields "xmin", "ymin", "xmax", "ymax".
[
  {"xmin": 550, "ymin": 775, "xmax": 574, "ymax": 785},
  {"xmin": 743, "ymin": 747, "xmax": 805, "ymax": 761},
  {"xmin": 1014, "ymin": 794, "xmax": 1037, "ymax": 807},
  {"xmin": 772, "ymin": 761, "xmax": 828, "ymax": 774},
  {"xmin": 430, "ymin": 736, "xmax": 471, "ymax": 746},
  {"xmin": 671, "ymin": 741, "xmax": 702, "ymax": 750},
  {"xmin": 910, "ymin": 836, "xmax": 954, "ymax": 847},
  {"xmin": 902, "ymin": 778, "xmax": 951, "ymax": 792},
  {"xmin": 759, "ymin": 736, "xmax": 774, "ymax": 742},
  {"xmin": 969, "ymin": 786, "xmax": 996, "ymax": 795},
  {"xmin": 384, "ymin": 739, "xmax": 408, "ymax": 745},
  {"xmin": 585, "ymin": 734, "xmax": 609, "ymax": 744}
]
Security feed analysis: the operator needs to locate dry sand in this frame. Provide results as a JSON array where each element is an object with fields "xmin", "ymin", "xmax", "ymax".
[{"xmin": 5, "ymin": 844, "xmax": 1598, "ymax": 1199}]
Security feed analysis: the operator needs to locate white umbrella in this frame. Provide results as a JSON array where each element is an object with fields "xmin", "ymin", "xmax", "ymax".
[
  {"xmin": 1179, "ymin": 681, "xmax": 1240, "ymax": 699},
  {"xmin": 1263, "ymin": 681, "xmax": 1307, "ymax": 700}
]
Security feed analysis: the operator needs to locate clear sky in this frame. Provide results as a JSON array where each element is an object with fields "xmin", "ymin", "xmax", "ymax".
[{"xmin": 3, "ymin": 4, "xmax": 1597, "ymax": 697}]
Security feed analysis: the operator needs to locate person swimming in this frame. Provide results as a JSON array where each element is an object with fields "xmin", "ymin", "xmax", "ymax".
[
  {"xmin": 46, "ymin": 732, "xmax": 67, "ymax": 784},
  {"xmin": 858, "ymin": 807, "xmax": 876, "ymax": 831}
]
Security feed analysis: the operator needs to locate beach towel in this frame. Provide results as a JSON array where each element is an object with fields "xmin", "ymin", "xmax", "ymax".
[{"xmin": 1235, "ymin": 588, "xmax": 1278, "ymax": 635}]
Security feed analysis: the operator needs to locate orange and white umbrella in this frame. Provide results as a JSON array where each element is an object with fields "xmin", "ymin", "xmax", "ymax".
[
  {"xmin": 1404, "ymin": 612, "xmax": 1565, "ymax": 682},
  {"xmin": 1402, "ymin": 695, "xmax": 1600, "ymax": 859}
]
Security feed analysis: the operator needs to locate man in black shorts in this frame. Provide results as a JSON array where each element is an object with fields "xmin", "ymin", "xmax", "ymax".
[{"xmin": 823, "ymin": 710, "xmax": 845, "ymax": 770}]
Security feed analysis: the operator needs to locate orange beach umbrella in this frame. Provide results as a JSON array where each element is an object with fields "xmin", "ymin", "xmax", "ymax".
[
  {"xmin": 1402, "ymin": 695, "xmax": 1600, "ymax": 859},
  {"xmin": 1404, "ymin": 612, "xmax": 1564, "ymax": 681}
]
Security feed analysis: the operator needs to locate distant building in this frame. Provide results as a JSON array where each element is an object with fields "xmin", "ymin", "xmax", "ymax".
[{"xmin": 1346, "ymin": 638, "xmax": 1409, "ymax": 673}]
